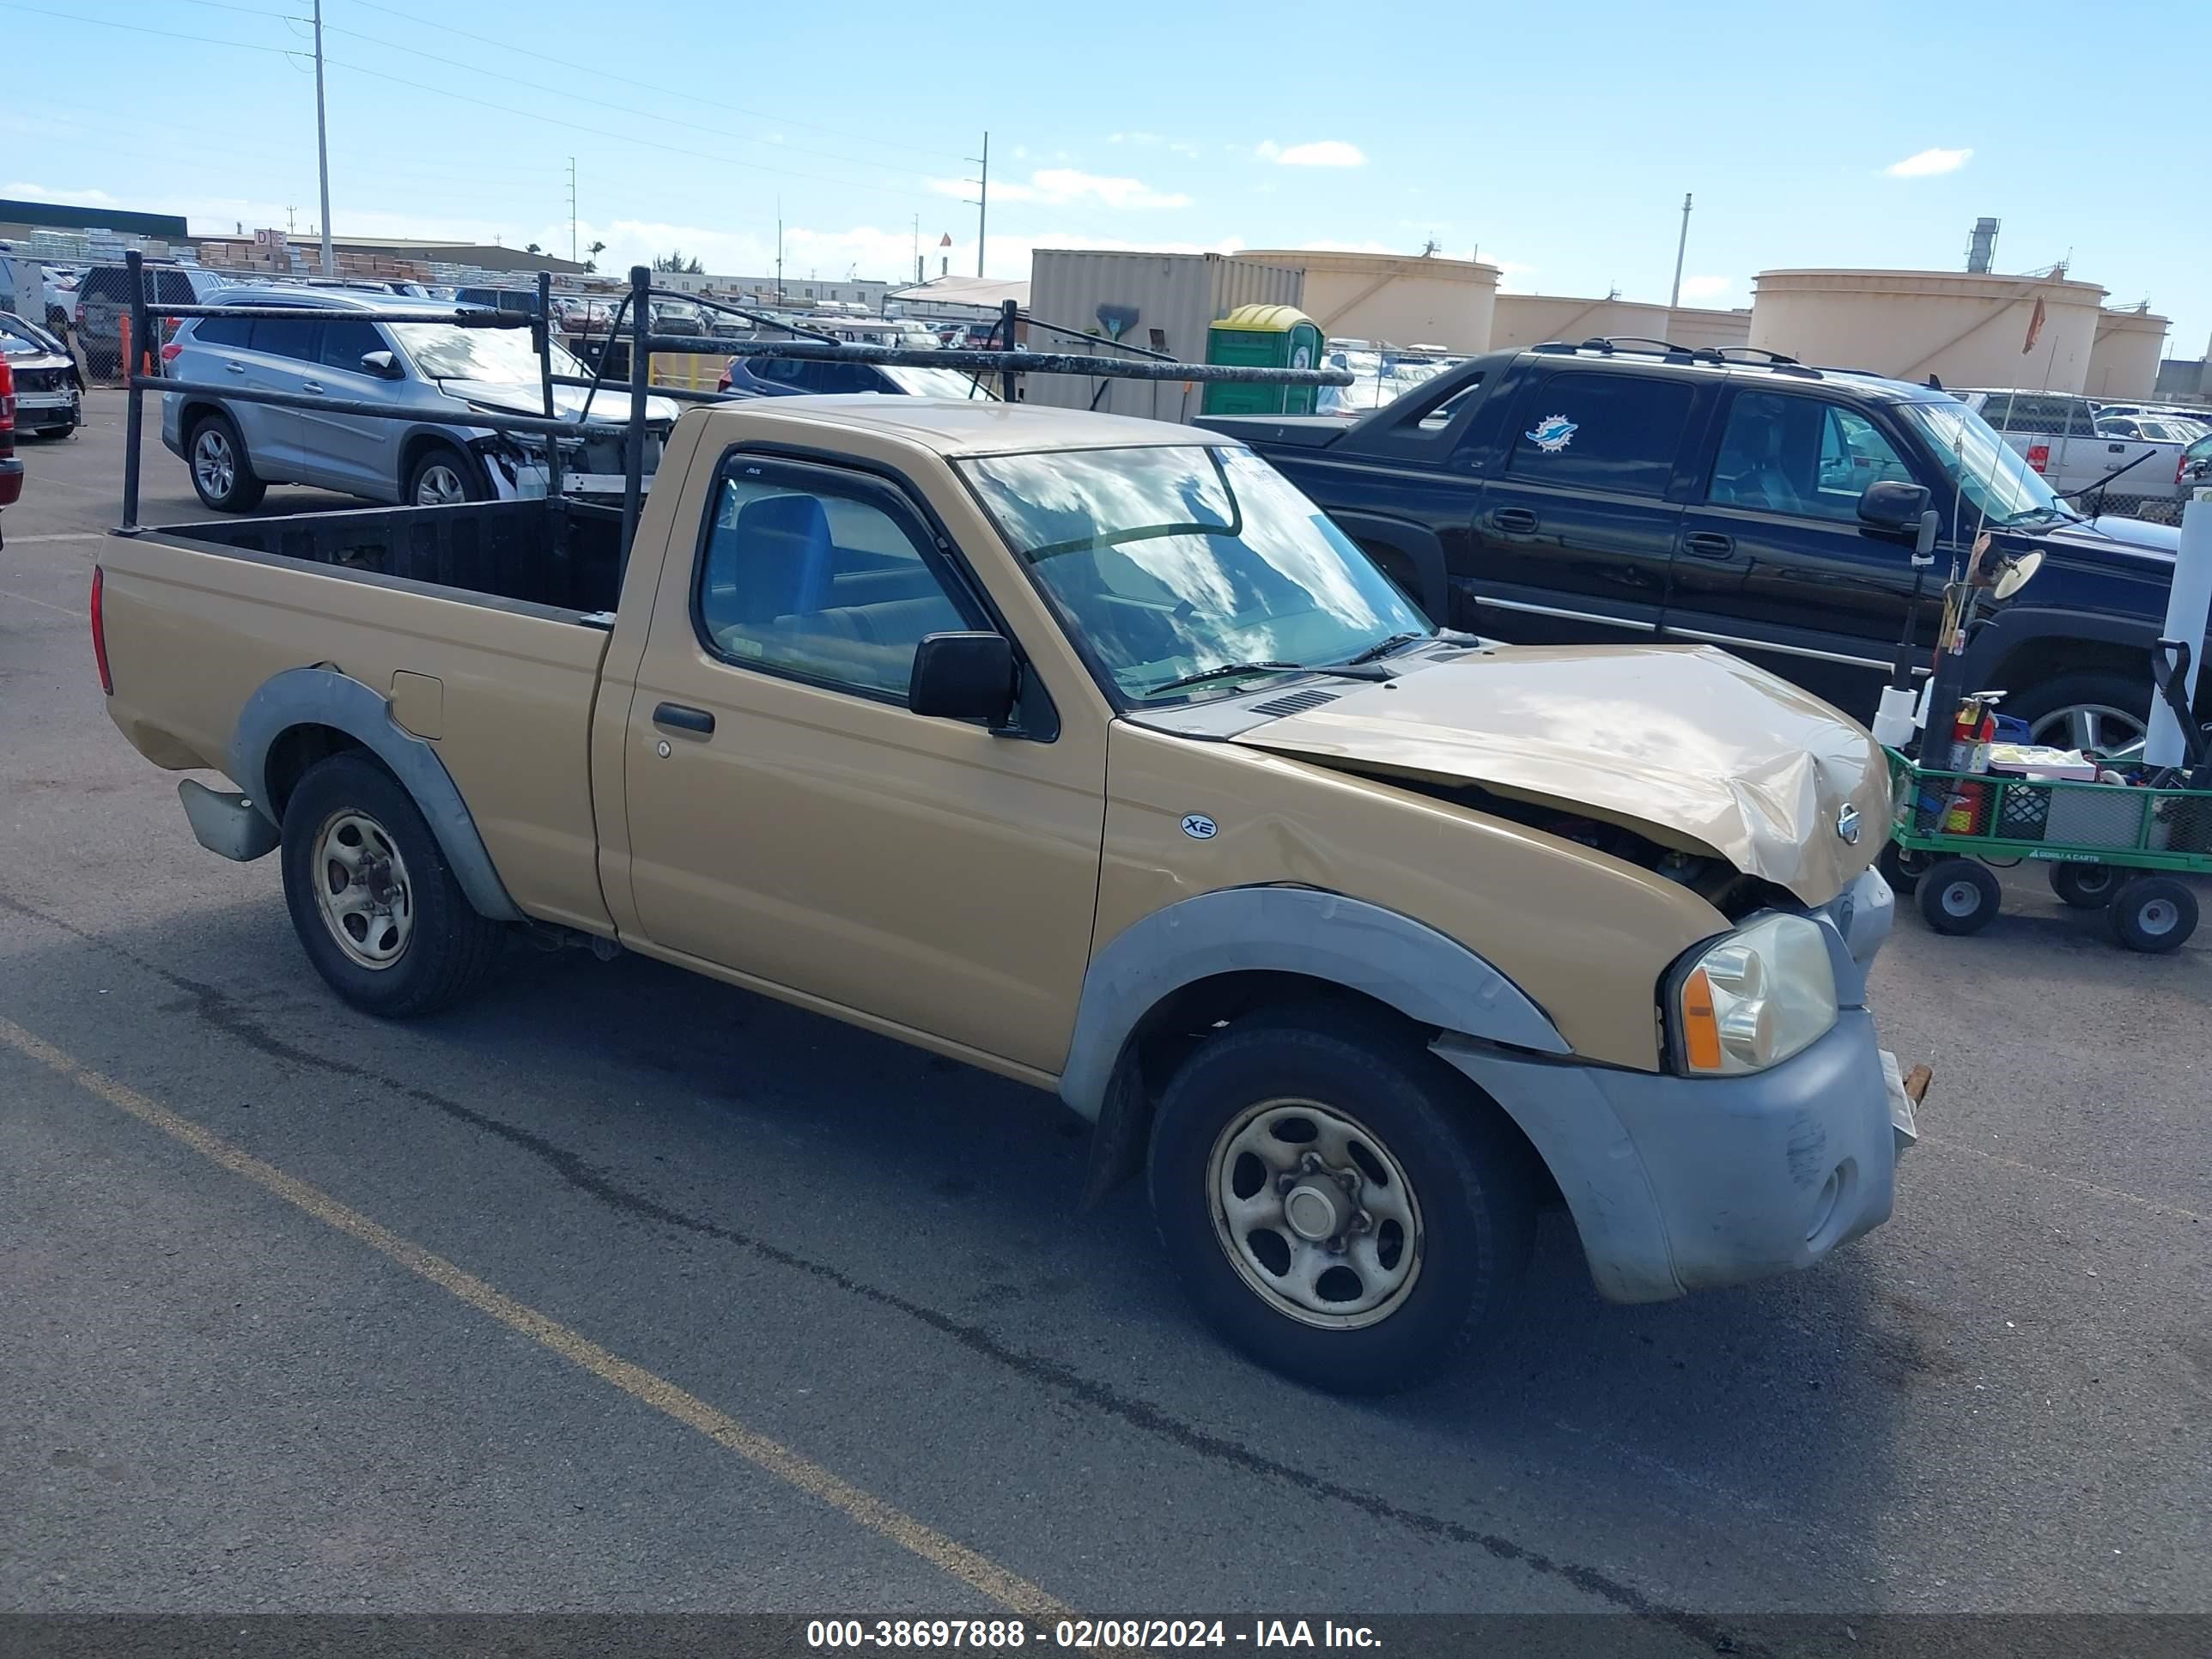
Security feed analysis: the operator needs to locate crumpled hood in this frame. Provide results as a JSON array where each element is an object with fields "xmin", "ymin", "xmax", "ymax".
[
  {"xmin": 1231, "ymin": 642, "xmax": 1887, "ymax": 904},
  {"xmin": 439, "ymin": 379, "xmax": 680, "ymax": 428}
]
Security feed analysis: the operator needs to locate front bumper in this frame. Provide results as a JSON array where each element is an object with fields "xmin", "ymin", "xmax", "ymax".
[{"xmin": 1433, "ymin": 865, "xmax": 1914, "ymax": 1304}]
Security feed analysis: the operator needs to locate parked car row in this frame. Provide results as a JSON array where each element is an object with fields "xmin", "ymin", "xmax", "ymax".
[
  {"xmin": 159, "ymin": 286, "xmax": 678, "ymax": 511},
  {"xmin": 1204, "ymin": 338, "xmax": 2206, "ymax": 757}
]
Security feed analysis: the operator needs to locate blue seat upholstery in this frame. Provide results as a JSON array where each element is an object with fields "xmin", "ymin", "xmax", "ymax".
[{"xmin": 716, "ymin": 493, "xmax": 836, "ymax": 627}]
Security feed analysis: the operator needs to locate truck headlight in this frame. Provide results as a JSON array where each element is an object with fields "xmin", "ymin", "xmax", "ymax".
[{"xmin": 1670, "ymin": 915, "xmax": 1837, "ymax": 1075}]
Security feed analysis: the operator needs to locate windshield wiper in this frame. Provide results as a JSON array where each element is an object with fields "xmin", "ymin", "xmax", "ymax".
[
  {"xmin": 1144, "ymin": 659, "xmax": 1394, "ymax": 698},
  {"xmin": 1342, "ymin": 630, "xmax": 1427, "ymax": 665}
]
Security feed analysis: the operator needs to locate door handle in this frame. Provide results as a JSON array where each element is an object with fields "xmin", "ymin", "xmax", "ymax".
[
  {"xmin": 1492, "ymin": 507, "xmax": 1539, "ymax": 534},
  {"xmin": 653, "ymin": 702, "xmax": 715, "ymax": 735},
  {"xmin": 1682, "ymin": 532, "xmax": 1735, "ymax": 558},
  {"xmin": 301, "ymin": 380, "xmax": 325, "ymax": 395},
  {"xmin": 224, "ymin": 361, "xmax": 247, "ymax": 374}
]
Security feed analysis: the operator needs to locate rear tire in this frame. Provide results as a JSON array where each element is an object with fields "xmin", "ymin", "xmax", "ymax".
[
  {"xmin": 279, "ymin": 753, "xmax": 506, "ymax": 1017},
  {"xmin": 186, "ymin": 410, "xmax": 266, "ymax": 512},
  {"xmin": 1146, "ymin": 1003, "xmax": 1534, "ymax": 1394},
  {"xmin": 2106, "ymin": 876, "xmax": 2197, "ymax": 954},
  {"xmin": 1916, "ymin": 857, "xmax": 2001, "ymax": 935},
  {"xmin": 2049, "ymin": 861, "xmax": 2118, "ymax": 909}
]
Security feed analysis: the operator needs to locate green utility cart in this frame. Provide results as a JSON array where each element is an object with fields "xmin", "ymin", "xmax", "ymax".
[
  {"xmin": 1200, "ymin": 305, "xmax": 1326, "ymax": 416},
  {"xmin": 1881, "ymin": 749, "xmax": 2212, "ymax": 951}
]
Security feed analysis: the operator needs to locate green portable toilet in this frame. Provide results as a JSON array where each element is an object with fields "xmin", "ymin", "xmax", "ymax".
[{"xmin": 1201, "ymin": 304, "xmax": 1325, "ymax": 416}]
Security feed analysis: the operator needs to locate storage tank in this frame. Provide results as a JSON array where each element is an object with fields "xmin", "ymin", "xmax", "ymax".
[
  {"xmin": 1233, "ymin": 250, "xmax": 1498, "ymax": 353},
  {"xmin": 1748, "ymin": 268, "xmax": 2108, "ymax": 392},
  {"xmin": 2083, "ymin": 307, "xmax": 2170, "ymax": 401},
  {"xmin": 1665, "ymin": 306, "xmax": 1752, "ymax": 353},
  {"xmin": 1489, "ymin": 294, "xmax": 1674, "ymax": 351},
  {"xmin": 1025, "ymin": 249, "xmax": 1304, "ymax": 422}
]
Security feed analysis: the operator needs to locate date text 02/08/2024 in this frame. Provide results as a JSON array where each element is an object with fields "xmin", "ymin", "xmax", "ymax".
[{"xmin": 806, "ymin": 1619, "xmax": 1382, "ymax": 1650}]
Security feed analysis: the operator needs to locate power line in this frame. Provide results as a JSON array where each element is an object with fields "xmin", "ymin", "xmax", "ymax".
[
  {"xmin": 323, "ymin": 56, "xmax": 933, "ymax": 204},
  {"xmin": 316, "ymin": 16, "xmax": 938, "ymax": 179},
  {"xmin": 343, "ymin": 0, "xmax": 966, "ymax": 163},
  {"xmin": 0, "ymin": 1, "xmax": 298, "ymax": 52}
]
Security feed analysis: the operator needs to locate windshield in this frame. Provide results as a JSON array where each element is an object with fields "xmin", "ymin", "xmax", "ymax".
[
  {"xmin": 1897, "ymin": 398, "xmax": 2076, "ymax": 526},
  {"xmin": 1, "ymin": 313, "xmax": 65, "ymax": 355},
  {"xmin": 884, "ymin": 363, "xmax": 994, "ymax": 399},
  {"xmin": 960, "ymin": 444, "xmax": 1430, "ymax": 702},
  {"xmin": 388, "ymin": 321, "xmax": 588, "ymax": 383}
]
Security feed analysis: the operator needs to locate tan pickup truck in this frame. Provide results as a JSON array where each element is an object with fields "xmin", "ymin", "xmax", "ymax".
[{"xmin": 96, "ymin": 396, "xmax": 1917, "ymax": 1391}]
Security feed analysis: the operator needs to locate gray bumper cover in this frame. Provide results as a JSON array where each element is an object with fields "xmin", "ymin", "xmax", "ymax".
[{"xmin": 1433, "ymin": 865, "xmax": 1905, "ymax": 1304}]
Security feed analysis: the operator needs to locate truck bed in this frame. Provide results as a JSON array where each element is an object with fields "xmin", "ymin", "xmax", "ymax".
[
  {"xmin": 102, "ymin": 495, "xmax": 624, "ymax": 936},
  {"xmin": 146, "ymin": 496, "xmax": 627, "ymax": 617}
]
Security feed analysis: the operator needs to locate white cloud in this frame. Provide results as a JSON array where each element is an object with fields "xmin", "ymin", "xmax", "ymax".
[
  {"xmin": 1491, "ymin": 259, "xmax": 1539, "ymax": 292},
  {"xmin": 4, "ymin": 181, "xmax": 122, "ymax": 207},
  {"xmin": 1109, "ymin": 131, "xmax": 1200, "ymax": 160},
  {"xmin": 927, "ymin": 167, "xmax": 1190, "ymax": 210},
  {"xmin": 1255, "ymin": 139, "xmax": 1367, "ymax": 168},
  {"xmin": 1884, "ymin": 146, "xmax": 1972, "ymax": 178},
  {"xmin": 1677, "ymin": 274, "xmax": 1732, "ymax": 302}
]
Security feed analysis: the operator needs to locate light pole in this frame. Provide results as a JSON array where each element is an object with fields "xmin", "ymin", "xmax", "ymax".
[
  {"xmin": 1668, "ymin": 192, "xmax": 1692, "ymax": 310},
  {"xmin": 313, "ymin": 0, "xmax": 334, "ymax": 276},
  {"xmin": 965, "ymin": 132, "xmax": 989, "ymax": 278}
]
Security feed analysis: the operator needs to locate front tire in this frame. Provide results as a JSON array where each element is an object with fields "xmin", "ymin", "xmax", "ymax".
[
  {"xmin": 406, "ymin": 444, "xmax": 490, "ymax": 507},
  {"xmin": 1146, "ymin": 1005, "xmax": 1534, "ymax": 1394},
  {"xmin": 187, "ymin": 410, "xmax": 267, "ymax": 512},
  {"xmin": 280, "ymin": 753, "xmax": 506, "ymax": 1017},
  {"xmin": 2003, "ymin": 672, "xmax": 2152, "ymax": 756}
]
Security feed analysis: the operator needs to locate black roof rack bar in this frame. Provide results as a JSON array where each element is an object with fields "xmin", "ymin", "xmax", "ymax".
[
  {"xmin": 1522, "ymin": 336, "xmax": 1831, "ymax": 379},
  {"xmin": 1713, "ymin": 345, "xmax": 1801, "ymax": 365}
]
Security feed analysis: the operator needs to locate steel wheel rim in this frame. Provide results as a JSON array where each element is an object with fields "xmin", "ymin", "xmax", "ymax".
[
  {"xmin": 415, "ymin": 463, "xmax": 467, "ymax": 505},
  {"xmin": 2031, "ymin": 702, "xmax": 2142, "ymax": 754},
  {"xmin": 1940, "ymin": 878, "xmax": 1982, "ymax": 918},
  {"xmin": 193, "ymin": 428, "xmax": 234, "ymax": 497},
  {"xmin": 311, "ymin": 809, "xmax": 414, "ymax": 969},
  {"xmin": 1206, "ymin": 1098, "xmax": 1424, "ymax": 1332},
  {"xmin": 2073, "ymin": 867, "xmax": 2115, "ymax": 898},
  {"xmin": 2136, "ymin": 898, "xmax": 2179, "ymax": 937}
]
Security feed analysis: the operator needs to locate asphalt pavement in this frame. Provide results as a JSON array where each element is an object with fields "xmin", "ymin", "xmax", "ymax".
[{"xmin": 2, "ymin": 394, "xmax": 2206, "ymax": 1646}]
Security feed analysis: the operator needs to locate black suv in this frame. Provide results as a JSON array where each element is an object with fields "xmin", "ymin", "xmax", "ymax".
[{"xmin": 1202, "ymin": 340, "xmax": 2197, "ymax": 752}]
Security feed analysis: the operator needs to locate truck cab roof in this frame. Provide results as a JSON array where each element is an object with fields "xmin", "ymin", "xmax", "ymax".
[{"xmin": 697, "ymin": 395, "xmax": 1236, "ymax": 458}]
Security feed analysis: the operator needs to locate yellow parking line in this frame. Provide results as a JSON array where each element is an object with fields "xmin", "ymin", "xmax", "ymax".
[
  {"xmin": 0, "ymin": 586, "xmax": 79, "ymax": 617},
  {"xmin": 1919, "ymin": 1133, "xmax": 2207, "ymax": 1224},
  {"xmin": 0, "ymin": 1014, "xmax": 1071, "ymax": 1621}
]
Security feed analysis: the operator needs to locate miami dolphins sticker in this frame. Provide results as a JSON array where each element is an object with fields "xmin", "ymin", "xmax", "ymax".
[{"xmin": 1525, "ymin": 413, "xmax": 1577, "ymax": 453}]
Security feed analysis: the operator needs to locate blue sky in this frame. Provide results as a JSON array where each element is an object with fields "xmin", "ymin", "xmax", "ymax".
[{"xmin": 7, "ymin": 0, "xmax": 2206, "ymax": 355}]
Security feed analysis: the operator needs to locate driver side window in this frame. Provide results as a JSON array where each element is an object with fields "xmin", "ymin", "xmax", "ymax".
[{"xmin": 1707, "ymin": 393, "xmax": 1911, "ymax": 522}]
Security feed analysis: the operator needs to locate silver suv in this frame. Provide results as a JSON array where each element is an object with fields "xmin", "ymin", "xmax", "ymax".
[{"xmin": 161, "ymin": 286, "xmax": 678, "ymax": 512}]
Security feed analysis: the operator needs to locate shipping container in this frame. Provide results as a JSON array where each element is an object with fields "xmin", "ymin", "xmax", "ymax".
[{"xmin": 1025, "ymin": 250, "xmax": 1303, "ymax": 422}]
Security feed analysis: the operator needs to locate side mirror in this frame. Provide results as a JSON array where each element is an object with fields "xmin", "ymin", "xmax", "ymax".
[
  {"xmin": 1858, "ymin": 478, "xmax": 1931, "ymax": 535},
  {"xmin": 908, "ymin": 632, "xmax": 1015, "ymax": 725},
  {"xmin": 361, "ymin": 349, "xmax": 402, "ymax": 379}
]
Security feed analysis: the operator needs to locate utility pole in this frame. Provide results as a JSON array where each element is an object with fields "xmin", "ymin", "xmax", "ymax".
[
  {"xmin": 313, "ymin": 0, "xmax": 334, "ymax": 276},
  {"xmin": 775, "ymin": 199, "xmax": 784, "ymax": 301},
  {"xmin": 913, "ymin": 214, "xmax": 921, "ymax": 286},
  {"xmin": 1668, "ymin": 191, "xmax": 1692, "ymax": 310},
  {"xmin": 966, "ymin": 132, "xmax": 989, "ymax": 277},
  {"xmin": 567, "ymin": 156, "xmax": 578, "ymax": 264}
]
